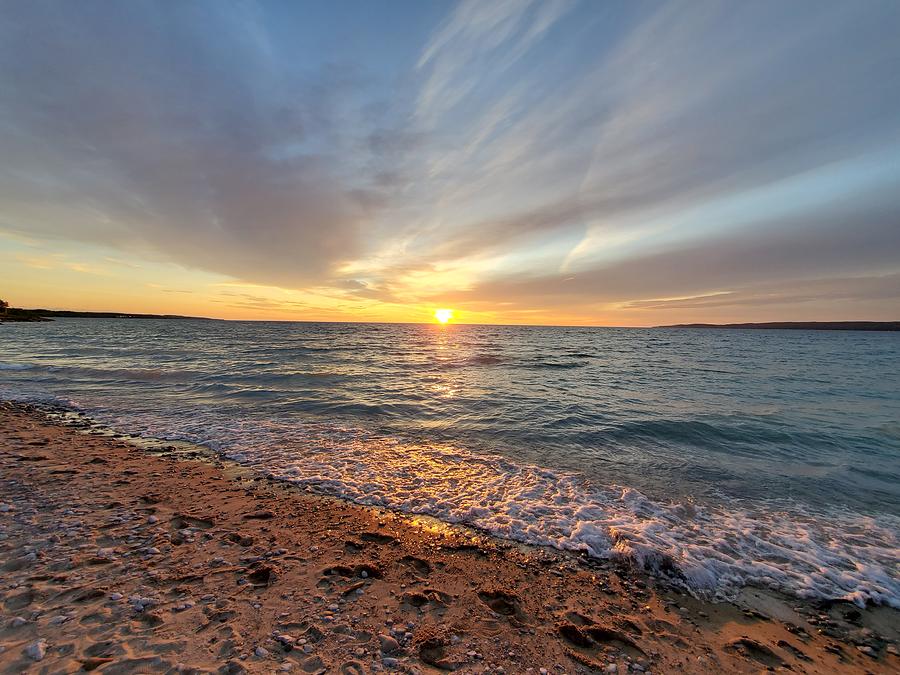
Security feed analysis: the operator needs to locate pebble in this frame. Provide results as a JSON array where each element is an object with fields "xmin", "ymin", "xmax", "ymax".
[
  {"xmin": 110, "ymin": 593, "xmax": 123, "ymax": 601},
  {"xmin": 606, "ymin": 665, "xmax": 618, "ymax": 674},
  {"xmin": 147, "ymin": 515, "xmax": 159, "ymax": 524},
  {"xmin": 131, "ymin": 596, "xmax": 157, "ymax": 613},
  {"xmin": 382, "ymin": 656, "xmax": 399, "ymax": 668},
  {"xmin": 255, "ymin": 646, "xmax": 270, "ymax": 658},
  {"xmin": 0, "ymin": 503, "xmax": 12, "ymax": 512},
  {"xmin": 379, "ymin": 634, "xmax": 400, "ymax": 653},
  {"xmin": 24, "ymin": 639, "xmax": 47, "ymax": 661},
  {"xmin": 10, "ymin": 617, "xmax": 28, "ymax": 628}
]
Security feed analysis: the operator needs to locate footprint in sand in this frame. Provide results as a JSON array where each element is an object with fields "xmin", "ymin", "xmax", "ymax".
[
  {"xmin": 725, "ymin": 636, "xmax": 786, "ymax": 668},
  {"xmin": 477, "ymin": 589, "xmax": 529, "ymax": 624},
  {"xmin": 359, "ymin": 531, "xmax": 397, "ymax": 545},
  {"xmin": 401, "ymin": 588, "xmax": 452, "ymax": 612},
  {"xmin": 399, "ymin": 555, "xmax": 432, "ymax": 576},
  {"xmin": 556, "ymin": 616, "xmax": 647, "ymax": 668}
]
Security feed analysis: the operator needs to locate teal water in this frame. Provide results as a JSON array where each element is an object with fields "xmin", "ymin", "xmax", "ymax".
[{"xmin": 2, "ymin": 319, "xmax": 898, "ymax": 605}]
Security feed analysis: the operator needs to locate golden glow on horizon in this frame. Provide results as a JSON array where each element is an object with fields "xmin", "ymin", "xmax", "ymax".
[{"xmin": 434, "ymin": 308, "xmax": 453, "ymax": 324}]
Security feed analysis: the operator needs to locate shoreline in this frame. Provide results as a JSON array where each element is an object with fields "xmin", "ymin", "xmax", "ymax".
[{"xmin": 1, "ymin": 400, "xmax": 897, "ymax": 674}]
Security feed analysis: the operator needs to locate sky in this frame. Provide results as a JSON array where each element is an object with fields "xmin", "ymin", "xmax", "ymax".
[{"xmin": 1, "ymin": 0, "xmax": 899, "ymax": 326}]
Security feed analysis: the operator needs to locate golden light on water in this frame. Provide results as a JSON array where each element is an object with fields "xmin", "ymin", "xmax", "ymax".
[{"xmin": 434, "ymin": 308, "xmax": 453, "ymax": 324}]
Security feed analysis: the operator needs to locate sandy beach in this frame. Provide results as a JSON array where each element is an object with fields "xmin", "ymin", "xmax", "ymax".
[{"xmin": 1, "ymin": 400, "xmax": 897, "ymax": 674}]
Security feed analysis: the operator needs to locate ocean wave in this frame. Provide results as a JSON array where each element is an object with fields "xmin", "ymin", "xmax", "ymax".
[
  {"xmin": 435, "ymin": 354, "xmax": 505, "ymax": 368},
  {"xmin": 524, "ymin": 360, "xmax": 586, "ymax": 370},
  {"xmin": 41, "ymin": 365, "xmax": 193, "ymax": 383},
  {"xmin": 219, "ymin": 435, "xmax": 899, "ymax": 608},
  {"xmin": 0, "ymin": 362, "xmax": 35, "ymax": 370}
]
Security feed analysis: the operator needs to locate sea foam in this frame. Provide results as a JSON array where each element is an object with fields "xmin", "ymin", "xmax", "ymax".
[{"xmin": 209, "ymin": 425, "xmax": 899, "ymax": 608}]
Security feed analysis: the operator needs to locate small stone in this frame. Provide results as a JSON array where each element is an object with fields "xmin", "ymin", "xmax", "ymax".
[
  {"xmin": 110, "ymin": 593, "xmax": 123, "ymax": 601},
  {"xmin": 606, "ymin": 665, "xmax": 618, "ymax": 674},
  {"xmin": 379, "ymin": 634, "xmax": 400, "ymax": 653},
  {"xmin": 254, "ymin": 646, "xmax": 270, "ymax": 658},
  {"xmin": 48, "ymin": 615, "xmax": 68, "ymax": 625},
  {"xmin": 25, "ymin": 639, "xmax": 47, "ymax": 661},
  {"xmin": 0, "ymin": 503, "xmax": 12, "ymax": 512},
  {"xmin": 9, "ymin": 617, "xmax": 28, "ymax": 628},
  {"xmin": 146, "ymin": 547, "xmax": 161, "ymax": 555},
  {"xmin": 382, "ymin": 657, "xmax": 399, "ymax": 668},
  {"xmin": 148, "ymin": 515, "xmax": 159, "ymax": 524}
]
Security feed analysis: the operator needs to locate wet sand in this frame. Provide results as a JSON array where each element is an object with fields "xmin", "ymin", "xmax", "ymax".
[{"xmin": 1, "ymin": 400, "xmax": 897, "ymax": 674}]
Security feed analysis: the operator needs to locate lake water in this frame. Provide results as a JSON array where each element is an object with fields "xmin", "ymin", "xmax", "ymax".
[{"xmin": 2, "ymin": 319, "xmax": 898, "ymax": 606}]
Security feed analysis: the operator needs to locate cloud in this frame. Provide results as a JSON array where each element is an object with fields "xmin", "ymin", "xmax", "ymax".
[
  {"xmin": 430, "ymin": 191, "xmax": 900, "ymax": 309},
  {"xmin": 621, "ymin": 274, "xmax": 900, "ymax": 311},
  {"xmin": 416, "ymin": 0, "xmax": 574, "ymax": 124},
  {"xmin": 0, "ymin": 1, "xmax": 408, "ymax": 288}
]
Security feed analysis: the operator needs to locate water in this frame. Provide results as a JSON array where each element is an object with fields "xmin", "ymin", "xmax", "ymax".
[{"xmin": 2, "ymin": 318, "xmax": 899, "ymax": 606}]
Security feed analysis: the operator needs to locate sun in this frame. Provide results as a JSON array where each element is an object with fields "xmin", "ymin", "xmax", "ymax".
[{"xmin": 434, "ymin": 308, "xmax": 453, "ymax": 324}]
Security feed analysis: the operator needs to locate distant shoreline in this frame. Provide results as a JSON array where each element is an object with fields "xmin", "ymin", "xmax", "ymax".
[
  {"xmin": 0, "ymin": 307, "xmax": 218, "ymax": 322},
  {"xmin": 658, "ymin": 321, "xmax": 900, "ymax": 332},
  {"xmin": 2, "ymin": 309, "xmax": 898, "ymax": 330}
]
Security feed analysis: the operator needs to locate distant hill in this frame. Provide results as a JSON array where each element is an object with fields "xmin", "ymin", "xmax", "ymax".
[
  {"xmin": 1, "ymin": 307, "xmax": 216, "ymax": 322},
  {"xmin": 659, "ymin": 321, "xmax": 900, "ymax": 332}
]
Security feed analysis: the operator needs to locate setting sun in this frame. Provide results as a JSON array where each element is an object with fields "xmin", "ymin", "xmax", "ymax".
[{"xmin": 434, "ymin": 308, "xmax": 453, "ymax": 324}]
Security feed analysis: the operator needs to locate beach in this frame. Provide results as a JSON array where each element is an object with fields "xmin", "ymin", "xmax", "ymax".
[{"xmin": 1, "ymin": 400, "xmax": 897, "ymax": 674}]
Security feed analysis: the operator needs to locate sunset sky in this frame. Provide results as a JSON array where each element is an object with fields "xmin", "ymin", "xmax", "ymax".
[{"xmin": 1, "ymin": 0, "xmax": 899, "ymax": 325}]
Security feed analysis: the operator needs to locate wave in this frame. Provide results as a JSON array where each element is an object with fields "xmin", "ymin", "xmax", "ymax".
[
  {"xmin": 433, "ymin": 354, "xmax": 587, "ymax": 369},
  {"xmin": 524, "ymin": 360, "xmax": 586, "ymax": 370},
  {"xmin": 48, "ymin": 366, "xmax": 193, "ymax": 383},
  {"xmin": 35, "ymin": 399, "xmax": 893, "ymax": 609},
  {"xmin": 0, "ymin": 362, "xmax": 35, "ymax": 371},
  {"xmin": 220, "ymin": 434, "xmax": 898, "ymax": 608},
  {"xmin": 435, "ymin": 354, "xmax": 505, "ymax": 368}
]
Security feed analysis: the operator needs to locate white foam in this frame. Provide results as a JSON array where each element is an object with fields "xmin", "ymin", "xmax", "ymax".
[{"xmin": 224, "ymin": 430, "xmax": 899, "ymax": 608}]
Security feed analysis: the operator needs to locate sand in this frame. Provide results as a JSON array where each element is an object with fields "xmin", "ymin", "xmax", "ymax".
[{"xmin": 0, "ymin": 400, "xmax": 897, "ymax": 674}]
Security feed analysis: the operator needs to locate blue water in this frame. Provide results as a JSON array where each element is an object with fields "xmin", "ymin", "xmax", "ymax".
[{"xmin": 2, "ymin": 319, "xmax": 899, "ymax": 605}]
